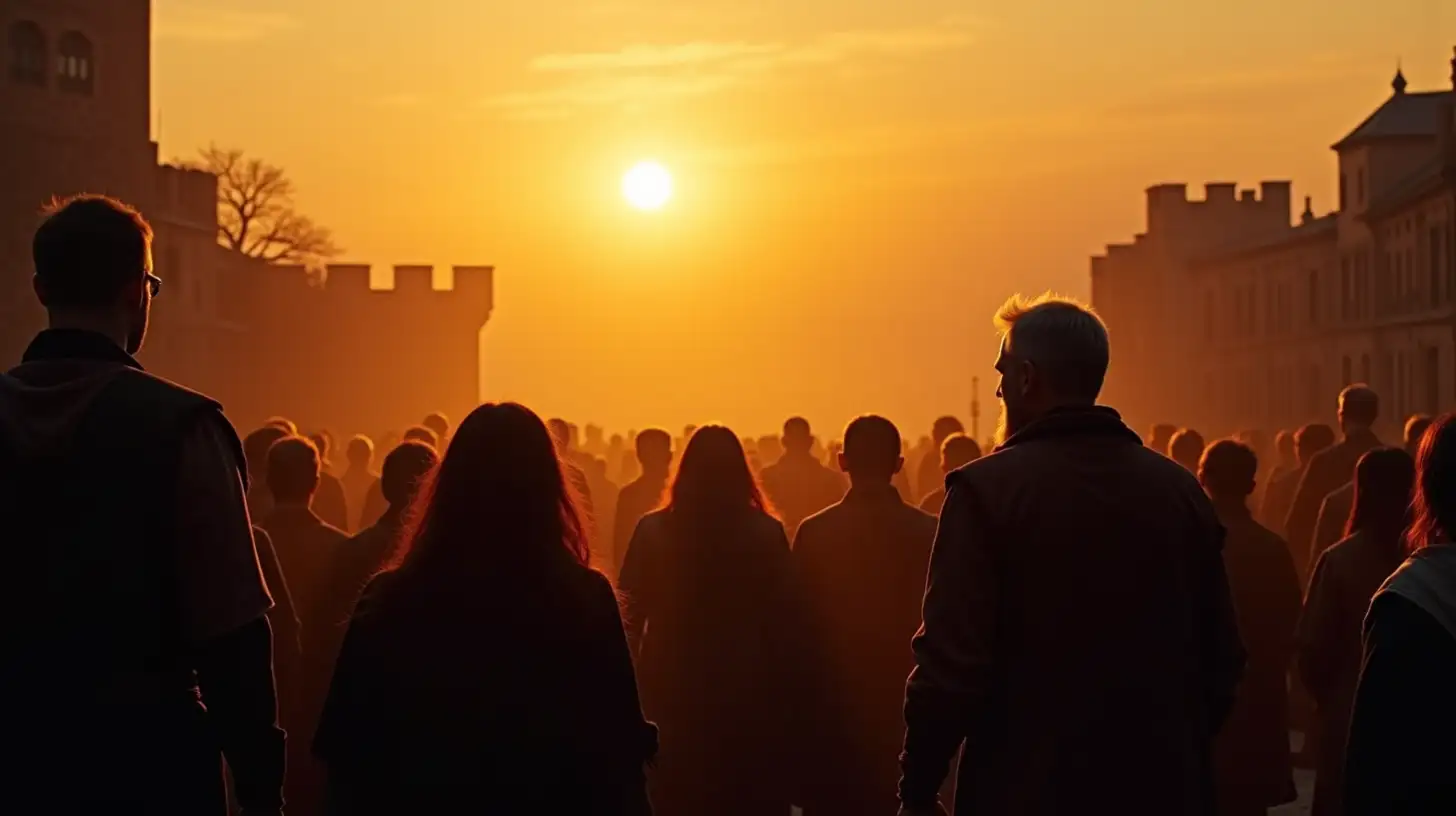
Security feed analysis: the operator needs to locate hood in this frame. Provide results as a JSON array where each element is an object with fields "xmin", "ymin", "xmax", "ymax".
[
  {"xmin": 1, "ymin": 329, "xmax": 146, "ymax": 459},
  {"xmin": 1379, "ymin": 545, "xmax": 1456, "ymax": 643},
  {"xmin": 0, "ymin": 360, "xmax": 129, "ymax": 459}
]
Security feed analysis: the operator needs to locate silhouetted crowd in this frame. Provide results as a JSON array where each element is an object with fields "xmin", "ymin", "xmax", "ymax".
[{"xmin": 5, "ymin": 195, "xmax": 1456, "ymax": 816}]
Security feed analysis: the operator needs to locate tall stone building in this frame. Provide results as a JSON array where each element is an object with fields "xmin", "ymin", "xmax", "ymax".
[
  {"xmin": 2, "ymin": 0, "xmax": 494, "ymax": 439},
  {"xmin": 1093, "ymin": 52, "xmax": 1456, "ymax": 440}
]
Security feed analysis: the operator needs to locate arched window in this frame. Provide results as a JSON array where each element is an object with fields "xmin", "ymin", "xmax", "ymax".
[
  {"xmin": 56, "ymin": 31, "xmax": 93, "ymax": 95},
  {"xmin": 9, "ymin": 21, "xmax": 46, "ymax": 86}
]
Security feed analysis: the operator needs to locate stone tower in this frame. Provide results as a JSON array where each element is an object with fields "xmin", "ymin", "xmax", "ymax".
[{"xmin": 0, "ymin": 0, "xmax": 157, "ymax": 361}]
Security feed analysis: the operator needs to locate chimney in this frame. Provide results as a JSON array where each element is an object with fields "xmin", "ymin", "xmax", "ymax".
[
  {"xmin": 1450, "ymin": 45, "xmax": 1455, "ymax": 90},
  {"xmin": 1301, "ymin": 196, "xmax": 1315, "ymax": 225}
]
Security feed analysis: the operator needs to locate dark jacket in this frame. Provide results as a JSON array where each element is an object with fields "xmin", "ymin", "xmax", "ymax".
[
  {"xmin": 900, "ymin": 406, "xmax": 1245, "ymax": 816},
  {"xmin": 1298, "ymin": 529, "xmax": 1407, "ymax": 816},
  {"xmin": 1286, "ymin": 429, "xmax": 1380, "ymax": 578},
  {"xmin": 1212, "ymin": 503, "xmax": 1301, "ymax": 810},
  {"xmin": 0, "ymin": 329, "xmax": 283, "ymax": 813},
  {"xmin": 1259, "ymin": 463, "xmax": 1303, "ymax": 533},
  {"xmin": 1344, "ymin": 546, "xmax": 1456, "ymax": 814},
  {"xmin": 613, "ymin": 472, "xmax": 668, "ymax": 578},
  {"xmin": 793, "ymin": 484, "xmax": 938, "ymax": 815},
  {"xmin": 620, "ymin": 508, "xmax": 801, "ymax": 816},
  {"xmin": 1313, "ymin": 483, "xmax": 1355, "ymax": 563},
  {"xmin": 761, "ymin": 453, "xmax": 846, "ymax": 541},
  {"xmin": 315, "ymin": 564, "xmax": 656, "ymax": 814}
]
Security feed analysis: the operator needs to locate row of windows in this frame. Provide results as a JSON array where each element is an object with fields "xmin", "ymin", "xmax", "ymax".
[
  {"xmin": 1340, "ymin": 347, "xmax": 1442, "ymax": 420},
  {"xmin": 1205, "ymin": 225, "xmax": 1454, "ymax": 345},
  {"xmin": 9, "ymin": 21, "xmax": 93, "ymax": 94}
]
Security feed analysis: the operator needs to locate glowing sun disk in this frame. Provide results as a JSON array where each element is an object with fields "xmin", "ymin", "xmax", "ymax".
[{"xmin": 622, "ymin": 161, "xmax": 672, "ymax": 211}]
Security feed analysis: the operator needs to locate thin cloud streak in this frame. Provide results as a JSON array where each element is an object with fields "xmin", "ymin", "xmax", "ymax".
[
  {"xmin": 154, "ymin": 7, "xmax": 298, "ymax": 42},
  {"xmin": 492, "ymin": 16, "xmax": 979, "ymax": 120}
]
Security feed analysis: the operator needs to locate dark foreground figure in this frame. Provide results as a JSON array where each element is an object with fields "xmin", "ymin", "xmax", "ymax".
[
  {"xmin": 900, "ymin": 295, "xmax": 1244, "ymax": 816},
  {"xmin": 1343, "ymin": 414, "xmax": 1456, "ymax": 815},
  {"xmin": 0, "ymin": 196, "xmax": 284, "ymax": 813},
  {"xmin": 621, "ymin": 426, "xmax": 800, "ymax": 816},
  {"xmin": 315, "ymin": 403, "xmax": 656, "ymax": 814},
  {"xmin": 795, "ymin": 415, "xmax": 937, "ymax": 815}
]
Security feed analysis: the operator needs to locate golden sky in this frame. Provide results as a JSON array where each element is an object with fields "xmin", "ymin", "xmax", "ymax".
[{"xmin": 152, "ymin": 0, "xmax": 1453, "ymax": 439}]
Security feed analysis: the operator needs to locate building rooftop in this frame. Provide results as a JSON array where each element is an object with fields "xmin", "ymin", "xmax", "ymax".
[{"xmin": 1332, "ymin": 81, "xmax": 1453, "ymax": 151}]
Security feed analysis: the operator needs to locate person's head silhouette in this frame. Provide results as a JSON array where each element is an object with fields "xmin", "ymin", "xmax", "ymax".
[
  {"xmin": 389, "ymin": 403, "xmax": 591, "ymax": 575},
  {"xmin": 381, "ymin": 440, "xmax": 438, "ymax": 512},
  {"xmin": 1338, "ymin": 385, "xmax": 1379, "ymax": 436},
  {"xmin": 346, "ymin": 435, "xmax": 375, "ymax": 471},
  {"xmin": 671, "ymin": 426, "xmax": 771, "ymax": 519},
  {"xmin": 1169, "ymin": 428, "xmax": 1206, "ymax": 473},
  {"xmin": 1409, "ymin": 413, "xmax": 1456, "ymax": 551},
  {"xmin": 309, "ymin": 431, "xmax": 334, "ymax": 464},
  {"xmin": 547, "ymin": 418, "xmax": 574, "ymax": 452},
  {"xmin": 840, "ymin": 415, "xmax": 903, "ymax": 487},
  {"xmin": 635, "ymin": 429, "xmax": 673, "ymax": 477},
  {"xmin": 1148, "ymin": 423, "xmax": 1177, "ymax": 455},
  {"xmin": 782, "ymin": 417, "xmax": 813, "ymax": 456},
  {"xmin": 267, "ymin": 436, "xmax": 321, "ymax": 507},
  {"xmin": 1405, "ymin": 415, "xmax": 1433, "ymax": 458},
  {"xmin": 266, "ymin": 417, "xmax": 298, "ymax": 434},
  {"xmin": 1273, "ymin": 429, "xmax": 1296, "ymax": 468},
  {"xmin": 1348, "ymin": 448, "xmax": 1414, "ymax": 546},
  {"xmin": 1198, "ymin": 439, "xmax": 1258, "ymax": 505},
  {"xmin": 1295, "ymin": 423, "xmax": 1336, "ymax": 466},
  {"xmin": 31, "ymin": 195, "xmax": 157, "ymax": 355},
  {"xmin": 940, "ymin": 433, "xmax": 983, "ymax": 474},
  {"xmin": 243, "ymin": 425, "xmax": 292, "ymax": 486},
  {"xmin": 402, "ymin": 425, "xmax": 439, "ymax": 450},
  {"xmin": 422, "ymin": 412, "xmax": 450, "ymax": 443},
  {"xmin": 931, "ymin": 416, "xmax": 965, "ymax": 447},
  {"xmin": 993, "ymin": 294, "xmax": 1109, "ymax": 440}
]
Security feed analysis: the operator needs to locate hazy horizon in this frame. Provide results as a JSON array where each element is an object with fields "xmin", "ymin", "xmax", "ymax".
[{"xmin": 151, "ymin": 0, "xmax": 1453, "ymax": 436}]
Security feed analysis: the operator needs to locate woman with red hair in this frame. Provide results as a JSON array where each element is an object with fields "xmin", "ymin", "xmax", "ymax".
[{"xmin": 1344, "ymin": 413, "xmax": 1456, "ymax": 813}]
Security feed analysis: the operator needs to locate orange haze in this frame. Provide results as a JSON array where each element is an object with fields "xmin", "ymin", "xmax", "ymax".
[{"xmin": 152, "ymin": 0, "xmax": 1453, "ymax": 437}]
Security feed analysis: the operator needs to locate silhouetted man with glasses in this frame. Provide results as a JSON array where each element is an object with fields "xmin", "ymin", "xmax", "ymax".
[{"xmin": 0, "ymin": 196, "xmax": 284, "ymax": 815}]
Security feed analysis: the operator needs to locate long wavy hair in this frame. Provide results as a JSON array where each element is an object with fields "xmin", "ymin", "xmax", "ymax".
[
  {"xmin": 666, "ymin": 425, "xmax": 773, "ymax": 521},
  {"xmin": 1345, "ymin": 447, "xmax": 1414, "ymax": 558},
  {"xmin": 384, "ymin": 403, "xmax": 591, "ymax": 585},
  {"xmin": 1408, "ymin": 413, "xmax": 1456, "ymax": 553}
]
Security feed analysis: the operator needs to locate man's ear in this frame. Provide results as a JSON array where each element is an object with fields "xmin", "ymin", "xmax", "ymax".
[
  {"xmin": 837, "ymin": 452, "xmax": 849, "ymax": 473},
  {"xmin": 893, "ymin": 455, "xmax": 905, "ymax": 475}
]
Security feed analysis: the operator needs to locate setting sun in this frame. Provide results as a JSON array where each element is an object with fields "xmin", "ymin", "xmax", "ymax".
[{"xmin": 622, "ymin": 161, "xmax": 673, "ymax": 211}]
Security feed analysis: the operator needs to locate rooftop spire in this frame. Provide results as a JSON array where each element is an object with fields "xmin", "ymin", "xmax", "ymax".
[
  {"xmin": 1302, "ymin": 196, "xmax": 1314, "ymax": 225},
  {"xmin": 1393, "ymin": 62, "xmax": 1408, "ymax": 95},
  {"xmin": 1450, "ymin": 45, "xmax": 1455, "ymax": 90}
]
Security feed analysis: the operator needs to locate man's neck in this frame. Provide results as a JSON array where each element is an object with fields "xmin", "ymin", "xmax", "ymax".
[
  {"xmin": 641, "ymin": 467, "xmax": 669, "ymax": 483},
  {"xmin": 272, "ymin": 499, "xmax": 314, "ymax": 512},
  {"xmin": 47, "ymin": 316, "xmax": 128, "ymax": 351},
  {"xmin": 847, "ymin": 478, "xmax": 896, "ymax": 495}
]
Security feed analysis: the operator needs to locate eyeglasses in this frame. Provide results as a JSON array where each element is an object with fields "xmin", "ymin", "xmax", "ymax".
[{"xmin": 144, "ymin": 273, "xmax": 163, "ymax": 298}]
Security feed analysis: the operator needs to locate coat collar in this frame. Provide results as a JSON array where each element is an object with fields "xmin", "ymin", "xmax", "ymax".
[
  {"xmin": 22, "ymin": 329, "xmax": 142, "ymax": 370},
  {"xmin": 996, "ymin": 405, "xmax": 1143, "ymax": 452}
]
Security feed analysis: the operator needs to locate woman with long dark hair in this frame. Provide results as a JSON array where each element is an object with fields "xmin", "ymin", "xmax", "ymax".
[
  {"xmin": 1296, "ymin": 447, "xmax": 1413, "ymax": 816},
  {"xmin": 313, "ymin": 403, "xmax": 656, "ymax": 814},
  {"xmin": 1344, "ymin": 414, "xmax": 1456, "ymax": 812},
  {"xmin": 619, "ymin": 426, "xmax": 801, "ymax": 816}
]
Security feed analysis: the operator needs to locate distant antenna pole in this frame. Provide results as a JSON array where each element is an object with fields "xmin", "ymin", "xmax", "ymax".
[{"xmin": 971, "ymin": 376, "xmax": 981, "ymax": 441}]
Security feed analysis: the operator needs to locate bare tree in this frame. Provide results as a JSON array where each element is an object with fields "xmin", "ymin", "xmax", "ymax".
[{"xmin": 187, "ymin": 145, "xmax": 342, "ymax": 264}]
